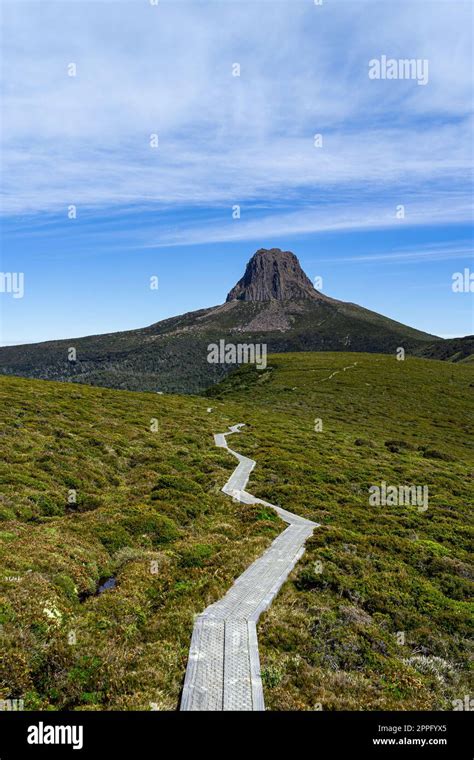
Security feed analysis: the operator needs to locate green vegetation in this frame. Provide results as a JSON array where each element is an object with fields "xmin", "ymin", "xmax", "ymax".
[
  {"xmin": 208, "ymin": 352, "xmax": 474, "ymax": 710},
  {"xmin": 0, "ymin": 375, "xmax": 280, "ymax": 710},
  {"xmin": 0, "ymin": 293, "xmax": 440, "ymax": 395},
  {"xmin": 0, "ymin": 351, "xmax": 472, "ymax": 710}
]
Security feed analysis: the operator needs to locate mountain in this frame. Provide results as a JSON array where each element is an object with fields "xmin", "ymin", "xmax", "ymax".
[
  {"xmin": 0, "ymin": 247, "xmax": 442, "ymax": 394},
  {"xmin": 226, "ymin": 247, "xmax": 323, "ymax": 301}
]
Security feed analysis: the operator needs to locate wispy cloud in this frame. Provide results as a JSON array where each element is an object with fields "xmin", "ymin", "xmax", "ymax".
[
  {"xmin": 1, "ymin": 0, "xmax": 472, "ymax": 242},
  {"xmin": 139, "ymin": 195, "xmax": 472, "ymax": 248},
  {"xmin": 318, "ymin": 241, "xmax": 474, "ymax": 264}
]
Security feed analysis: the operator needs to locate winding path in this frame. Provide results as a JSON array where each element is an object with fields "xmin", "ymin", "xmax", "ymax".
[
  {"xmin": 180, "ymin": 424, "xmax": 317, "ymax": 711},
  {"xmin": 316, "ymin": 361, "xmax": 358, "ymax": 382}
]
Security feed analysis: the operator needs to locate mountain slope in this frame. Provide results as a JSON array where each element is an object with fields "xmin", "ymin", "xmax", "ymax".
[
  {"xmin": 415, "ymin": 335, "xmax": 474, "ymax": 363},
  {"xmin": 0, "ymin": 248, "xmax": 440, "ymax": 393}
]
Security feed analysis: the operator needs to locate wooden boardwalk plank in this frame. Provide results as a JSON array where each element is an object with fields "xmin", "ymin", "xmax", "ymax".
[{"xmin": 180, "ymin": 424, "xmax": 317, "ymax": 711}]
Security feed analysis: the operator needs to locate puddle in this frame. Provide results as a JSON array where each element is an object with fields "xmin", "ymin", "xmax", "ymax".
[
  {"xmin": 98, "ymin": 576, "xmax": 116, "ymax": 594},
  {"xmin": 79, "ymin": 576, "xmax": 117, "ymax": 602}
]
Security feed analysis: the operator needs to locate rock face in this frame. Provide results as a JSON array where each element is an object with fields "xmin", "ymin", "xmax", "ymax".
[{"xmin": 226, "ymin": 248, "xmax": 321, "ymax": 302}]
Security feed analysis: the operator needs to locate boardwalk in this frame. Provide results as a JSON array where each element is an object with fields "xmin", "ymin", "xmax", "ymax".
[{"xmin": 180, "ymin": 424, "xmax": 317, "ymax": 711}]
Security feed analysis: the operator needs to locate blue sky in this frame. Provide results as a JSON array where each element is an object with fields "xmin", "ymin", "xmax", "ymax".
[{"xmin": 1, "ymin": 0, "xmax": 473, "ymax": 345}]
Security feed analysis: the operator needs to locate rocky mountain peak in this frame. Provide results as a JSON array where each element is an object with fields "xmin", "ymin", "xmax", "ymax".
[{"xmin": 226, "ymin": 248, "xmax": 320, "ymax": 302}]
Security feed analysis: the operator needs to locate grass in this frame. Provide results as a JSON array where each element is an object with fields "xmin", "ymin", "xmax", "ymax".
[
  {"xmin": 208, "ymin": 352, "xmax": 474, "ymax": 710},
  {"xmin": 0, "ymin": 375, "xmax": 280, "ymax": 710},
  {"xmin": 0, "ymin": 351, "xmax": 472, "ymax": 710}
]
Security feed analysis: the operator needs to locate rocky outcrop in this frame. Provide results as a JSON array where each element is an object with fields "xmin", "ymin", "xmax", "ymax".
[{"xmin": 226, "ymin": 248, "xmax": 322, "ymax": 302}]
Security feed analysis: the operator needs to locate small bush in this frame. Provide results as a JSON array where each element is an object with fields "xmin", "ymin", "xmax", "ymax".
[
  {"xmin": 120, "ymin": 510, "xmax": 178, "ymax": 545},
  {"xmin": 0, "ymin": 506, "xmax": 15, "ymax": 521},
  {"xmin": 151, "ymin": 475, "xmax": 204, "ymax": 495},
  {"xmin": 355, "ymin": 438, "xmax": 374, "ymax": 447},
  {"xmin": 53, "ymin": 573, "xmax": 77, "ymax": 601},
  {"xmin": 93, "ymin": 524, "xmax": 131, "ymax": 553},
  {"xmin": 179, "ymin": 544, "xmax": 214, "ymax": 568},
  {"xmin": 421, "ymin": 448, "xmax": 453, "ymax": 461},
  {"xmin": 384, "ymin": 439, "xmax": 416, "ymax": 453},
  {"xmin": 34, "ymin": 495, "xmax": 63, "ymax": 517}
]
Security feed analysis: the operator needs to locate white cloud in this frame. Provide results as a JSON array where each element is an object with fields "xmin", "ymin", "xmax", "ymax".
[
  {"xmin": 138, "ymin": 195, "xmax": 473, "ymax": 248},
  {"xmin": 318, "ymin": 241, "xmax": 474, "ymax": 264},
  {"xmin": 1, "ymin": 0, "xmax": 472, "ymax": 236}
]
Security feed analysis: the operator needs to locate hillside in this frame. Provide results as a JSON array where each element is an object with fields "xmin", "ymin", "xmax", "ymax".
[
  {"xmin": 416, "ymin": 335, "xmax": 474, "ymax": 363},
  {"xmin": 0, "ymin": 248, "xmax": 439, "ymax": 394},
  {"xmin": 0, "ymin": 352, "xmax": 472, "ymax": 710}
]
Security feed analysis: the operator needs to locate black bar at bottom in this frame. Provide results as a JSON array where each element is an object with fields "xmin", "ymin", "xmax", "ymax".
[{"xmin": 0, "ymin": 710, "xmax": 471, "ymax": 758}]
